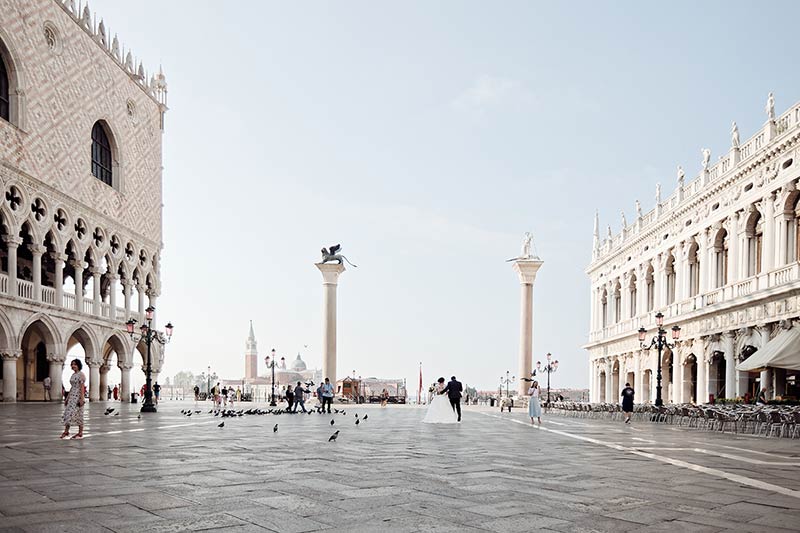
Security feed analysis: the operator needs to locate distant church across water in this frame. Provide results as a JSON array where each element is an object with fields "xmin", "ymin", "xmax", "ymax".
[{"xmin": 222, "ymin": 322, "xmax": 322, "ymax": 399}]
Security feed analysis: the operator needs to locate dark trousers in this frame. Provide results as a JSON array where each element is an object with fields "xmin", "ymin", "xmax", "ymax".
[
  {"xmin": 287, "ymin": 397, "xmax": 294, "ymax": 411},
  {"xmin": 449, "ymin": 398, "xmax": 462, "ymax": 421},
  {"xmin": 294, "ymin": 399, "xmax": 307, "ymax": 413},
  {"xmin": 322, "ymin": 397, "xmax": 333, "ymax": 413}
]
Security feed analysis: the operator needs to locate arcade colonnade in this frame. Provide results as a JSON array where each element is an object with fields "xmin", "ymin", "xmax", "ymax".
[{"xmin": 0, "ymin": 307, "xmax": 163, "ymax": 402}]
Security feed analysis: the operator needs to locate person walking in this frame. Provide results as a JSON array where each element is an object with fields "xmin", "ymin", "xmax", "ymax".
[
  {"xmin": 113, "ymin": 385, "xmax": 119, "ymax": 401},
  {"xmin": 193, "ymin": 385, "xmax": 200, "ymax": 403},
  {"xmin": 528, "ymin": 380, "xmax": 542, "ymax": 425},
  {"xmin": 316, "ymin": 383, "xmax": 324, "ymax": 412},
  {"xmin": 321, "ymin": 378, "xmax": 334, "ymax": 414},
  {"xmin": 293, "ymin": 381, "xmax": 309, "ymax": 413},
  {"xmin": 284, "ymin": 385, "xmax": 294, "ymax": 412},
  {"xmin": 236, "ymin": 387, "xmax": 242, "ymax": 402},
  {"xmin": 380, "ymin": 388, "xmax": 389, "ymax": 408},
  {"xmin": 43, "ymin": 375, "xmax": 52, "ymax": 401},
  {"xmin": 221, "ymin": 386, "xmax": 228, "ymax": 408},
  {"xmin": 621, "ymin": 382, "xmax": 635, "ymax": 424},
  {"xmin": 153, "ymin": 382, "xmax": 161, "ymax": 404},
  {"xmin": 60, "ymin": 359, "xmax": 86, "ymax": 439}
]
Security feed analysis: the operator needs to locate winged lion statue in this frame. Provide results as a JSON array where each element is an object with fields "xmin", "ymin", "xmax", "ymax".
[{"xmin": 320, "ymin": 244, "xmax": 358, "ymax": 267}]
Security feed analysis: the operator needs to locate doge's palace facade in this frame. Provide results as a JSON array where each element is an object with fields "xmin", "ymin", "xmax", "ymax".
[
  {"xmin": 586, "ymin": 94, "xmax": 800, "ymax": 405},
  {"xmin": 0, "ymin": 0, "xmax": 167, "ymax": 402}
]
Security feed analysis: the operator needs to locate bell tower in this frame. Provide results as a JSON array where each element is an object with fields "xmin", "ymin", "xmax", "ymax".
[{"xmin": 245, "ymin": 321, "xmax": 258, "ymax": 380}]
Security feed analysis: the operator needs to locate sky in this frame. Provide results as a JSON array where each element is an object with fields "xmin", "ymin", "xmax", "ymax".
[{"xmin": 86, "ymin": 0, "xmax": 800, "ymax": 394}]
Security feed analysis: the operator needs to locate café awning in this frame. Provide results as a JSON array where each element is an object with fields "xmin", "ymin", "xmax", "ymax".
[{"xmin": 736, "ymin": 327, "xmax": 800, "ymax": 372}]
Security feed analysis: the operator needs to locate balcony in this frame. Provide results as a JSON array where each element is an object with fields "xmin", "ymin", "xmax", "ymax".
[
  {"xmin": 589, "ymin": 262, "xmax": 800, "ymax": 343},
  {"xmin": 0, "ymin": 272, "xmax": 138, "ymax": 323}
]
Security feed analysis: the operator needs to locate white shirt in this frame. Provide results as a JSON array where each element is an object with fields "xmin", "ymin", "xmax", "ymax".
[
  {"xmin": 43, "ymin": 377, "xmax": 51, "ymax": 389},
  {"xmin": 528, "ymin": 387, "xmax": 539, "ymax": 398}
]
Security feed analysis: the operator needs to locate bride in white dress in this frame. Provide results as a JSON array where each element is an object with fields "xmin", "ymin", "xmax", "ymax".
[{"xmin": 423, "ymin": 378, "xmax": 458, "ymax": 424}]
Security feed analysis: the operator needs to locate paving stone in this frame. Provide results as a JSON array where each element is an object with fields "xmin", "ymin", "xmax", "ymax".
[{"xmin": 1, "ymin": 402, "xmax": 800, "ymax": 532}]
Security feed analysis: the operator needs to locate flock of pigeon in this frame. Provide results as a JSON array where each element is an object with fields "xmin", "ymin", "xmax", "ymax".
[{"xmin": 175, "ymin": 406, "xmax": 370, "ymax": 442}]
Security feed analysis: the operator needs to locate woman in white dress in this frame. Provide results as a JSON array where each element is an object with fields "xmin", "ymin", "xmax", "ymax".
[
  {"xmin": 528, "ymin": 380, "xmax": 542, "ymax": 425},
  {"xmin": 423, "ymin": 378, "xmax": 458, "ymax": 424}
]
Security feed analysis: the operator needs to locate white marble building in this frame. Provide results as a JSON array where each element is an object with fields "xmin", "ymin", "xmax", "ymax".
[
  {"xmin": 0, "ymin": 0, "xmax": 167, "ymax": 402},
  {"xmin": 586, "ymin": 94, "xmax": 800, "ymax": 404}
]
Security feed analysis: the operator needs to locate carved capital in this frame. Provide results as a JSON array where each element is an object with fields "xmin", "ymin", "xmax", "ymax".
[
  {"xmin": 52, "ymin": 252, "xmax": 68, "ymax": 263},
  {"xmin": 70, "ymin": 260, "xmax": 88, "ymax": 270},
  {"xmin": 47, "ymin": 353, "xmax": 66, "ymax": 363},
  {"xmin": 4, "ymin": 236, "xmax": 22, "ymax": 247},
  {"xmin": 1, "ymin": 349, "xmax": 22, "ymax": 360},
  {"xmin": 28, "ymin": 244, "xmax": 46, "ymax": 255},
  {"xmin": 118, "ymin": 363, "xmax": 134, "ymax": 371}
]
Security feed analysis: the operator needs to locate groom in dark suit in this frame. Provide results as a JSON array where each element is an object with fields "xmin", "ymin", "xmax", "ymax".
[{"xmin": 442, "ymin": 376, "xmax": 463, "ymax": 422}]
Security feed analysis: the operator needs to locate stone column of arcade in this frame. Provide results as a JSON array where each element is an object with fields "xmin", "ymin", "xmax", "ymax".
[
  {"xmin": 512, "ymin": 258, "xmax": 543, "ymax": 397},
  {"xmin": 119, "ymin": 363, "xmax": 132, "ymax": 403},
  {"xmin": 316, "ymin": 263, "xmax": 346, "ymax": 385},
  {"xmin": 88, "ymin": 361, "xmax": 101, "ymax": 401},
  {"xmin": 1, "ymin": 351, "xmax": 21, "ymax": 402},
  {"xmin": 48, "ymin": 354, "xmax": 65, "ymax": 402}
]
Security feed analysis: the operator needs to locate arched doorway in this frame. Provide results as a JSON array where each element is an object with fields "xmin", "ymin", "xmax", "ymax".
[
  {"xmin": 683, "ymin": 354, "xmax": 698, "ymax": 404},
  {"xmin": 709, "ymin": 351, "xmax": 726, "ymax": 400},
  {"xmin": 19, "ymin": 317, "xmax": 59, "ymax": 401},
  {"xmin": 662, "ymin": 348, "xmax": 673, "ymax": 403},
  {"xmin": 642, "ymin": 369, "xmax": 652, "ymax": 403},
  {"xmin": 599, "ymin": 371, "xmax": 606, "ymax": 403},
  {"xmin": 63, "ymin": 326, "xmax": 97, "ymax": 401},
  {"xmin": 100, "ymin": 332, "xmax": 128, "ymax": 402},
  {"xmin": 611, "ymin": 360, "xmax": 620, "ymax": 399}
]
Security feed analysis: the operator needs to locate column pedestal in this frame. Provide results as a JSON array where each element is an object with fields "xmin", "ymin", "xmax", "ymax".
[
  {"xmin": 512, "ymin": 259, "xmax": 543, "ymax": 397},
  {"xmin": 316, "ymin": 263, "xmax": 346, "ymax": 385}
]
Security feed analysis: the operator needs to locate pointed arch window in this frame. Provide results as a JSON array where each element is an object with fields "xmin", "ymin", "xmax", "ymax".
[
  {"xmin": 91, "ymin": 122, "xmax": 113, "ymax": 185},
  {"xmin": 0, "ymin": 54, "xmax": 9, "ymax": 121}
]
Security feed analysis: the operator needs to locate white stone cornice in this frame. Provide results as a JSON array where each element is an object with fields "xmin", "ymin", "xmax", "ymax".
[{"xmin": 315, "ymin": 263, "xmax": 346, "ymax": 285}]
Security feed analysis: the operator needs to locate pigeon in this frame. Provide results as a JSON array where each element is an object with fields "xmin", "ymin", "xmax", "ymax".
[
  {"xmin": 186, "ymin": 412, "xmax": 192, "ymax": 417},
  {"xmin": 218, "ymin": 422, "xmax": 224, "ymax": 428},
  {"xmin": 194, "ymin": 410, "xmax": 201, "ymax": 414},
  {"xmin": 273, "ymin": 424, "xmax": 278, "ymax": 433},
  {"xmin": 114, "ymin": 413, "xmax": 119, "ymax": 416},
  {"xmin": 328, "ymin": 430, "xmax": 339, "ymax": 442},
  {"xmin": 363, "ymin": 414, "xmax": 368, "ymax": 420},
  {"xmin": 355, "ymin": 418, "xmax": 360, "ymax": 426},
  {"xmin": 208, "ymin": 410, "xmax": 213, "ymax": 414},
  {"xmin": 330, "ymin": 420, "xmax": 335, "ymax": 426},
  {"xmin": 137, "ymin": 414, "xmax": 141, "ymax": 420}
]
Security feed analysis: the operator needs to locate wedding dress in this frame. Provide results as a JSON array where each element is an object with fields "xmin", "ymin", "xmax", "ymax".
[{"xmin": 423, "ymin": 384, "xmax": 458, "ymax": 424}]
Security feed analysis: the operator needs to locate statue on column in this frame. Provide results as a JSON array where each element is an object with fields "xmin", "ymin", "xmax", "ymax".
[
  {"xmin": 766, "ymin": 92, "xmax": 775, "ymax": 122},
  {"xmin": 506, "ymin": 232, "xmax": 538, "ymax": 261},
  {"xmin": 320, "ymin": 244, "xmax": 358, "ymax": 267},
  {"xmin": 731, "ymin": 121, "xmax": 740, "ymax": 149}
]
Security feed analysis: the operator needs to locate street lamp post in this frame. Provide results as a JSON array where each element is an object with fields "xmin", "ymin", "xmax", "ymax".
[
  {"xmin": 265, "ymin": 349, "xmax": 284, "ymax": 407},
  {"xmin": 207, "ymin": 365, "xmax": 211, "ymax": 397},
  {"xmin": 125, "ymin": 306, "xmax": 173, "ymax": 413},
  {"xmin": 500, "ymin": 371, "xmax": 515, "ymax": 398},
  {"xmin": 535, "ymin": 353, "xmax": 559, "ymax": 408},
  {"xmin": 638, "ymin": 312, "xmax": 681, "ymax": 407}
]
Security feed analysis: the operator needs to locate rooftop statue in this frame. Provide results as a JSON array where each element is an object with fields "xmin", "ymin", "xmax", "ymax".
[
  {"xmin": 655, "ymin": 183, "xmax": 662, "ymax": 204},
  {"xmin": 731, "ymin": 121, "xmax": 740, "ymax": 148},
  {"xmin": 620, "ymin": 210, "xmax": 627, "ymax": 228},
  {"xmin": 766, "ymin": 92, "xmax": 775, "ymax": 122},
  {"xmin": 702, "ymin": 148, "xmax": 711, "ymax": 170},
  {"xmin": 320, "ymin": 244, "xmax": 358, "ymax": 267},
  {"xmin": 635, "ymin": 200, "xmax": 642, "ymax": 219},
  {"xmin": 677, "ymin": 165, "xmax": 685, "ymax": 185}
]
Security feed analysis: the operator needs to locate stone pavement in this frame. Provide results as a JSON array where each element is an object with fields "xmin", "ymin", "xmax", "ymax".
[{"xmin": 1, "ymin": 401, "xmax": 799, "ymax": 532}]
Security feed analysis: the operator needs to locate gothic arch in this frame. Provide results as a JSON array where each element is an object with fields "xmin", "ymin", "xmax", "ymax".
[
  {"xmin": 63, "ymin": 322, "xmax": 99, "ymax": 363},
  {"xmin": 18, "ymin": 313, "xmax": 63, "ymax": 351},
  {"xmin": 100, "ymin": 331, "xmax": 131, "ymax": 367},
  {"xmin": 0, "ymin": 27, "xmax": 28, "ymax": 128},
  {"xmin": 91, "ymin": 119, "xmax": 122, "ymax": 190}
]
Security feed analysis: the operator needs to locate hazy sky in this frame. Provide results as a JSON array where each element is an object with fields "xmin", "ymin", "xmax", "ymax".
[{"xmin": 88, "ymin": 0, "xmax": 800, "ymax": 393}]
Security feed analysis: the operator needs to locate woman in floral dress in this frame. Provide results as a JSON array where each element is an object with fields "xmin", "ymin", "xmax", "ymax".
[{"xmin": 60, "ymin": 358, "xmax": 86, "ymax": 439}]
